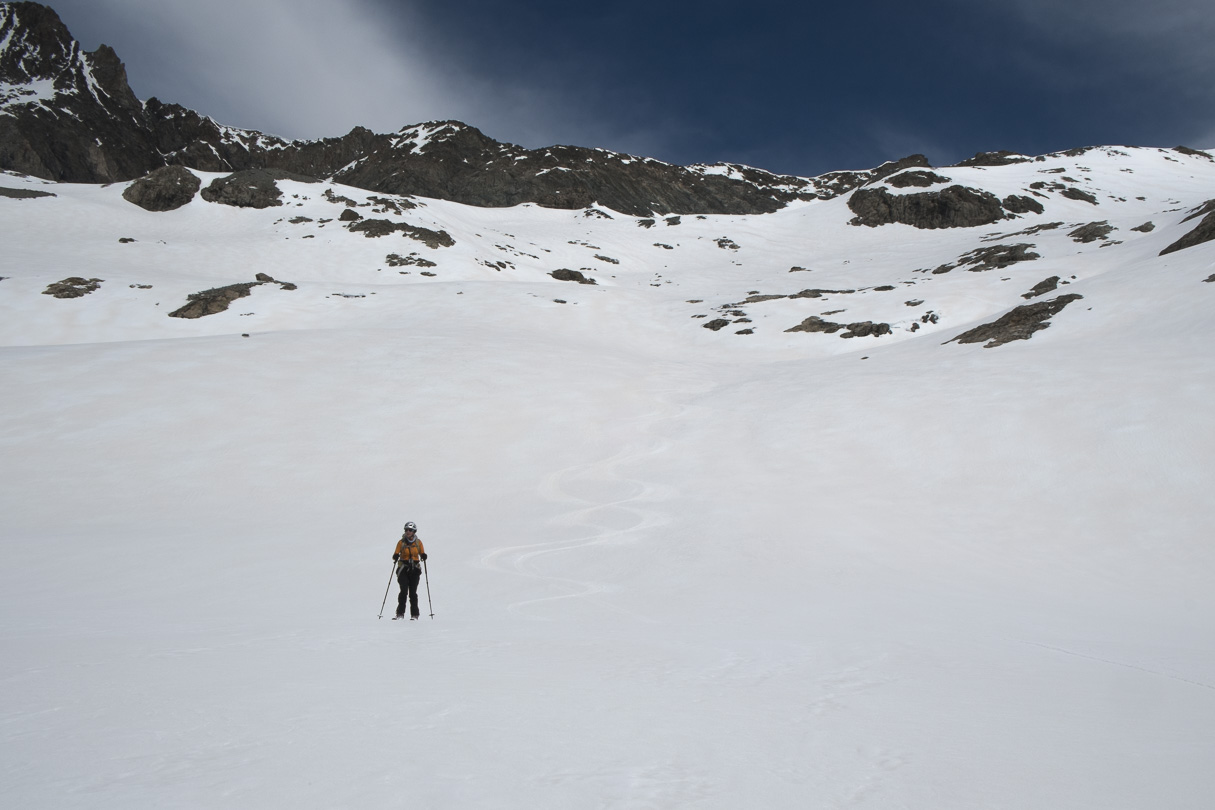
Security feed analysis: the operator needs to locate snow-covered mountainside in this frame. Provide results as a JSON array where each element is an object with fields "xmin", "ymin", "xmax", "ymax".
[
  {"xmin": 3, "ymin": 138, "xmax": 1215, "ymax": 808},
  {"xmin": 4, "ymin": 2, "xmax": 1215, "ymax": 808},
  {"xmin": 2, "ymin": 143, "xmax": 1213, "ymax": 348}
]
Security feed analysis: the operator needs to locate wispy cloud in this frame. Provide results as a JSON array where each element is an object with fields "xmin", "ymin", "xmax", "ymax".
[
  {"xmin": 55, "ymin": 0, "xmax": 482, "ymax": 138},
  {"xmin": 50, "ymin": 0, "xmax": 673, "ymax": 156},
  {"xmin": 999, "ymin": 0, "xmax": 1215, "ymax": 84}
]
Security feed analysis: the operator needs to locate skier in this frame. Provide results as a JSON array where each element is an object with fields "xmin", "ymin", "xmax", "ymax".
[{"xmin": 391, "ymin": 521, "xmax": 428, "ymax": 620}]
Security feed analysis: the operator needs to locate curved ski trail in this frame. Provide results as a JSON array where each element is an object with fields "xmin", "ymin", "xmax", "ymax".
[{"xmin": 479, "ymin": 400, "xmax": 684, "ymax": 620}]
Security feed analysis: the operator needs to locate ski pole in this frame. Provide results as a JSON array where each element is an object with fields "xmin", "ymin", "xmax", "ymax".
[
  {"xmin": 422, "ymin": 558, "xmax": 434, "ymax": 619},
  {"xmin": 377, "ymin": 562, "xmax": 396, "ymax": 619}
]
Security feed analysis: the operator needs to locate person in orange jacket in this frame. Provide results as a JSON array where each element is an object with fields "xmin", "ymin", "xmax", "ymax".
[{"xmin": 392, "ymin": 521, "xmax": 428, "ymax": 620}]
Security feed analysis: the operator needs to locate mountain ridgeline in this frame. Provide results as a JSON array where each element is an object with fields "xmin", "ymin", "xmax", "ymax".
[{"xmin": 1, "ymin": 0, "xmax": 986, "ymax": 217}]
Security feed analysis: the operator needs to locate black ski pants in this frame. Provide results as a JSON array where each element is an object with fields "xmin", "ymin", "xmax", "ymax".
[{"xmin": 396, "ymin": 564, "xmax": 421, "ymax": 618}]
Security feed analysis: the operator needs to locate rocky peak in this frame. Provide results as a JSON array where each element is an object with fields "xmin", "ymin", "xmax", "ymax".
[{"xmin": 0, "ymin": 2, "xmax": 75, "ymax": 84}]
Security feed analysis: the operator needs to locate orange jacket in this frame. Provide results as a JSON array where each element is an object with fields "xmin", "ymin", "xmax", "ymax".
[{"xmin": 393, "ymin": 537, "xmax": 426, "ymax": 565}]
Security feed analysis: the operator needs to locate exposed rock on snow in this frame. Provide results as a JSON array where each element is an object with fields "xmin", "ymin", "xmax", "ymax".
[
  {"xmin": 932, "ymin": 243, "xmax": 1040, "ymax": 274},
  {"xmin": 789, "ymin": 288, "xmax": 856, "ymax": 298},
  {"xmin": 42, "ymin": 276, "xmax": 101, "ymax": 297},
  {"xmin": 549, "ymin": 268, "xmax": 597, "ymax": 285},
  {"xmin": 1160, "ymin": 201, "xmax": 1215, "ymax": 256},
  {"xmin": 168, "ymin": 275, "xmax": 294, "ymax": 318},
  {"xmin": 962, "ymin": 243, "xmax": 1040, "ymax": 271},
  {"xmin": 1131, "ymin": 221, "xmax": 1156, "ymax": 232},
  {"xmin": 947, "ymin": 294, "xmax": 1084, "ymax": 348},
  {"xmin": 324, "ymin": 189, "xmax": 359, "ymax": 207},
  {"xmin": 784, "ymin": 316, "xmax": 892, "ymax": 338},
  {"xmin": 346, "ymin": 219, "xmax": 455, "ymax": 247},
  {"xmin": 848, "ymin": 185, "xmax": 1012, "ymax": 229},
  {"xmin": 953, "ymin": 150, "xmax": 1031, "ymax": 167},
  {"xmin": 1068, "ymin": 221, "xmax": 1115, "ymax": 243},
  {"xmin": 1022, "ymin": 276, "xmax": 1062, "ymax": 299},
  {"xmin": 1173, "ymin": 146, "xmax": 1213, "ymax": 160},
  {"xmin": 1002, "ymin": 194, "xmax": 1045, "ymax": 215},
  {"xmin": 168, "ymin": 282, "xmax": 259, "ymax": 318},
  {"xmin": 0, "ymin": 185, "xmax": 55, "ymax": 198},
  {"xmin": 886, "ymin": 170, "xmax": 950, "ymax": 188},
  {"xmin": 200, "ymin": 169, "xmax": 318, "ymax": 209},
  {"xmin": 121, "ymin": 165, "xmax": 200, "ymax": 211},
  {"xmin": 367, "ymin": 194, "xmax": 416, "ymax": 214},
  {"xmin": 1060, "ymin": 187, "xmax": 1098, "ymax": 204},
  {"xmin": 866, "ymin": 154, "xmax": 934, "ymax": 183},
  {"xmin": 386, "ymin": 252, "xmax": 436, "ymax": 268},
  {"xmin": 982, "ymin": 221, "xmax": 1064, "ymax": 243}
]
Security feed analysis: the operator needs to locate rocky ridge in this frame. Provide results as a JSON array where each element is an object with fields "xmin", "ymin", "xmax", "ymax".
[
  {"xmin": 1, "ymin": 1, "xmax": 1122, "ymax": 221},
  {"xmin": 0, "ymin": 1, "xmax": 920, "ymax": 217}
]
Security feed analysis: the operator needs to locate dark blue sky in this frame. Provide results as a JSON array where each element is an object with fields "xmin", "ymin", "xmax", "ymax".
[{"xmin": 46, "ymin": 0, "xmax": 1215, "ymax": 176}]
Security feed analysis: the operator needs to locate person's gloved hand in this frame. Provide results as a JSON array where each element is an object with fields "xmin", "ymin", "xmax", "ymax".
[
  {"xmin": 392, "ymin": 553, "xmax": 400, "ymax": 561},
  {"xmin": 420, "ymin": 553, "xmax": 428, "ymax": 561}
]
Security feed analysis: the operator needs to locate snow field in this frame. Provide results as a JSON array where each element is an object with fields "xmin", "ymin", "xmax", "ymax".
[{"xmin": 2, "ymin": 147, "xmax": 1215, "ymax": 807}]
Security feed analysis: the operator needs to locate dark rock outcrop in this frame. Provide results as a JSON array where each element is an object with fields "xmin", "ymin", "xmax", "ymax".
[
  {"xmin": 848, "ymin": 185, "xmax": 1011, "ymax": 229},
  {"xmin": 1180, "ymin": 200, "xmax": 1215, "ymax": 223},
  {"xmin": 789, "ymin": 288, "xmax": 856, "ymax": 298},
  {"xmin": 1068, "ymin": 221, "xmax": 1114, "ymax": 243},
  {"xmin": 1159, "ymin": 203, "xmax": 1215, "ymax": 256},
  {"xmin": 386, "ymin": 252, "xmax": 436, "ymax": 268},
  {"xmin": 168, "ymin": 282, "xmax": 259, "ymax": 318},
  {"xmin": 42, "ymin": 276, "xmax": 101, "ymax": 297},
  {"xmin": 1002, "ymin": 194, "xmax": 1045, "ymax": 215},
  {"xmin": 1022, "ymin": 276, "xmax": 1061, "ymax": 299},
  {"xmin": 200, "ymin": 168, "xmax": 318, "ymax": 209},
  {"xmin": 0, "ymin": 184, "xmax": 54, "ymax": 197},
  {"xmin": 1060, "ymin": 187, "xmax": 1098, "ymax": 204},
  {"xmin": 866, "ymin": 154, "xmax": 933, "ymax": 183},
  {"xmin": 121, "ymin": 165, "xmax": 200, "ymax": 211},
  {"xmin": 1173, "ymin": 146, "xmax": 1213, "ymax": 160},
  {"xmin": 785, "ymin": 316, "xmax": 891, "ymax": 338},
  {"xmin": 346, "ymin": 218, "xmax": 455, "ymax": 247},
  {"xmin": 166, "ymin": 275, "xmax": 295, "ymax": 318},
  {"xmin": 957, "ymin": 244, "xmax": 1040, "ymax": 271},
  {"xmin": 886, "ymin": 170, "xmax": 950, "ymax": 188},
  {"xmin": 550, "ymin": 268, "xmax": 596, "ymax": 285},
  {"xmin": 839, "ymin": 321, "xmax": 892, "ymax": 338},
  {"xmin": 947, "ymin": 294, "xmax": 1083, "ymax": 348},
  {"xmin": 954, "ymin": 150, "xmax": 1030, "ymax": 167}
]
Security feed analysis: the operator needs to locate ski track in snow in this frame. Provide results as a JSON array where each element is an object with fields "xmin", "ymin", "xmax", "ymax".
[
  {"xmin": 478, "ymin": 399, "xmax": 683, "ymax": 621},
  {"xmin": 1024, "ymin": 641, "xmax": 1215, "ymax": 692}
]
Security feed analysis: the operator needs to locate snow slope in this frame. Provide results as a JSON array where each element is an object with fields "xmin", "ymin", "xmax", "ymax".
[{"xmin": 2, "ymin": 146, "xmax": 1215, "ymax": 808}]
